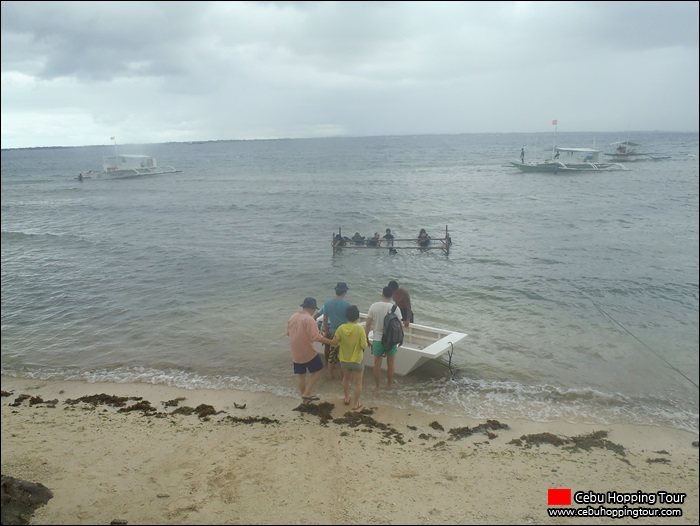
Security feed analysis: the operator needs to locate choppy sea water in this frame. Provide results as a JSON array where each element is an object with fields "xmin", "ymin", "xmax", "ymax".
[{"xmin": 2, "ymin": 132, "xmax": 698, "ymax": 433}]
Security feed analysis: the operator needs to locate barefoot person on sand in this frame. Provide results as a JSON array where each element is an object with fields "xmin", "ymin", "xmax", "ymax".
[
  {"xmin": 286, "ymin": 297, "xmax": 334, "ymax": 402},
  {"xmin": 327, "ymin": 305, "xmax": 367, "ymax": 411},
  {"xmin": 365, "ymin": 286, "xmax": 399, "ymax": 389}
]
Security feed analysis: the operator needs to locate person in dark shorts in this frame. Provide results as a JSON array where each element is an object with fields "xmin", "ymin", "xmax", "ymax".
[{"xmin": 287, "ymin": 297, "xmax": 333, "ymax": 402}]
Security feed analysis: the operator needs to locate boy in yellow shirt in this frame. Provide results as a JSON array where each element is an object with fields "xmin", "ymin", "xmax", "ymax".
[{"xmin": 329, "ymin": 305, "xmax": 367, "ymax": 411}]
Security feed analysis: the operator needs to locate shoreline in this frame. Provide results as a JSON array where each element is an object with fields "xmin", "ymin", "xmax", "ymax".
[{"xmin": 2, "ymin": 375, "xmax": 698, "ymax": 525}]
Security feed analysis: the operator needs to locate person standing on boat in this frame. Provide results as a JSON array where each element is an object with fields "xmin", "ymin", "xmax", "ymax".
[
  {"xmin": 388, "ymin": 280, "xmax": 413, "ymax": 327},
  {"xmin": 365, "ymin": 286, "xmax": 398, "ymax": 389},
  {"xmin": 286, "ymin": 297, "xmax": 333, "ymax": 402},
  {"xmin": 520, "ymin": 148, "xmax": 525, "ymax": 163},
  {"xmin": 326, "ymin": 305, "xmax": 368, "ymax": 411},
  {"xmin": 320, "ymin": 282, "xmax": 351, "ymax": 380}
]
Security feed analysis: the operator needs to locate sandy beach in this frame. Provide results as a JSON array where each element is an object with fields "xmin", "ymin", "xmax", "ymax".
[{"xmin": 1, "ymin": 375, "xmax": 698, "ymax": 525}]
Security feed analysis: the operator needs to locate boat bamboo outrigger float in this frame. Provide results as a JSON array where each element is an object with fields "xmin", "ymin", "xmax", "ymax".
[{"xmin": 332, "ymin": 225, "xmax": 452, "ymax": 255}]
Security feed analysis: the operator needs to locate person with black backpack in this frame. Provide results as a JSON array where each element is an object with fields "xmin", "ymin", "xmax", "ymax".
[{"xmin": 365, "ymin": 286, "xmax": 403, "ymax": 389}]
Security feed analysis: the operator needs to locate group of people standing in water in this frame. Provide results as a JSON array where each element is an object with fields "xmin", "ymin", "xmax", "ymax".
[
  {"xmin": 286, "ymin": 280, "xmax": 413, "ymax": 411},
  {"xmin": 333, "ymin": 228, "xmax": 431, "ymax": 248}
]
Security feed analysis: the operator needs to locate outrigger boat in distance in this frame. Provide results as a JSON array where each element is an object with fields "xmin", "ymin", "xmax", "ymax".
[
  {"xmin": 510, "ymin": 147, "xmax": 628, "ymax": 173},
  {"xmin": 512, "ymin": 120, "xmax": 627, "ymax": 173},
  {"xmin": 357, "ymin": 313, "xmax": 467, "ymax": 376},
  {"xmin": 605, "ymin": 141, "xmax": 643, "ymax": 162},
  {"xmin": 604, "ymin": 141, "xmax": 671, "ymax": 162},
  {"xmin": 78, "ymin": 137, "xmax": 180, "ymax": 180},
  {"xmin": 79, "ymin": 154, "xmax": 180, "ymax": 180}
]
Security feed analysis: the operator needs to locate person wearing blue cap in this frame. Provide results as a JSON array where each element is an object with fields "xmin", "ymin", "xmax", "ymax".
[
  {"xmin": 319, "ymin": 282, "xmax": 351, "ymax": 380},
  {"xmin": 287, "ymin": 297, "xmax": 334, "ymax": 402}
]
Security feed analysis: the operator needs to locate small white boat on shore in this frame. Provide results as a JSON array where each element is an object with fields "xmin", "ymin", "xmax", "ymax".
[{"xmin": 358, "ymin": 313, "xmax": 467, "ymax": 376}]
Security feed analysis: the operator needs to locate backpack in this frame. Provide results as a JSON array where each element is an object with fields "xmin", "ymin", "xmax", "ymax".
[{"xmin": 381, "ymin": 304, "xmax": 404, "ymax": 352}]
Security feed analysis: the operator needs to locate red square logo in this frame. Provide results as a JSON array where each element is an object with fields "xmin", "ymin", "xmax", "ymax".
[{"xmin": 548, "ymin": 488, "xmax": 572, "ymax": 506}]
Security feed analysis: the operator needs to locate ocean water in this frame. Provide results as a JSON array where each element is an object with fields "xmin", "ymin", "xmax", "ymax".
[{"xmin": 2, "ymin": 132, "xmax": 698, "ymax": 433}]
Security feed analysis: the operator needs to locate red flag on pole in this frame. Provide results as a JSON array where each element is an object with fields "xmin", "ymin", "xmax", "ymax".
[{"xmin": 551, "ymin": 120, "xmax": 557, "ymax": 126}]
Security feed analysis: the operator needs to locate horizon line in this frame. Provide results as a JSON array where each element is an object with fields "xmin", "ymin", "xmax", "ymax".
[{"xmin": 3, "ymin": 129, "xmax": 699, "ymax": 151}]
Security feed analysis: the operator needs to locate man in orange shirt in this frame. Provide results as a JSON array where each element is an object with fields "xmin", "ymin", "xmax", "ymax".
[{"xmin": 286, "ymin": 297, "xmax": 333, "ymax": 402}]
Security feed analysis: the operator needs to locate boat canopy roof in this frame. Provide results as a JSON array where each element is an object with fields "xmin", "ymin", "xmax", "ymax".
[
  {"xmin": 106, "ymin": 154, "xmax": 154, "ymax": 160},
  {"xmin": 555, "ymin": 147, "xmax": 600, "ymax": 153},
  {"xmin": 609, "ymin": 141, "xmax": 640, "ymax": 146},
  {"xmin": 103, "ymin": 153, "xmax": 158, "ymax": 171}
]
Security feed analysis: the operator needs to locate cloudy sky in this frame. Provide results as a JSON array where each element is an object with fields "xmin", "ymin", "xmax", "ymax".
[{"xmin": 1, "ymin": 1, "xmax": 698, "ymax": 149}]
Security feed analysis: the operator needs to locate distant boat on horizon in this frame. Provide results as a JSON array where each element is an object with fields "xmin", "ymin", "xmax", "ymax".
[
  {"xmin": 78, "ymin": 138, "xmax": 180, "ymax": 180},
  {"xmin": 604, "ymin": 140, "xmax": 671, "ymax": 162}
]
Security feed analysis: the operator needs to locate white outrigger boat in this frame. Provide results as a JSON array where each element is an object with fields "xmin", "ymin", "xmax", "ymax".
[
  {"xmin": 511, "ymin": 121, "xmax": 627, "ymax": 173},
  {"xmin": 357, "ymin": 313, "xmax": 467, "ymax": 376},
  {"xmin": 78, "ymin": 138, "xmax": 179, "ymax": 180},
  {"xmin": 80, "ymin": 154, "xmax": 180, "ymax": 180},
  {"xmin": 510, "ymin": 147, "xmax": 627, "ymax": 173}
]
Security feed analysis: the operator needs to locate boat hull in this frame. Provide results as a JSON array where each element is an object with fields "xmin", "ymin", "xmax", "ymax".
[
  {"xmin": 80, "ymin": 167, "xmax": 180, "ymax": 180},
  {"xmin": 605, "ymin": 154, "xmax": 640, "ymax": 162},
  {"xmin": 510, "ymin": 161, "xmax": 626, "ymax": 173},
  {"xmin": 357, "ymin": 313, "xmax": 467, "ymax": 375},
  {"xmin": 511, "ymin": 161, "xmax": 575, "ymax": 173}
]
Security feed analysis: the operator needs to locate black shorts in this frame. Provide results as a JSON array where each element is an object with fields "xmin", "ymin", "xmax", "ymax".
[{"xmin": 293, "ymin": 354, "xmax": 324, "ymax": 374}]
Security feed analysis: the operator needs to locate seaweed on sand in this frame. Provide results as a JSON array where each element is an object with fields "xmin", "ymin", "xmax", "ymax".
[{"xmin": 509, "ymin": 430, "xmax": 626, "ymax": 457}]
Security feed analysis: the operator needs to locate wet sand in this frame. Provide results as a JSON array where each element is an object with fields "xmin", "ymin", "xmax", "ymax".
[{"xmin": 1, "ymin": 376, "xmax": 698, "ymax": 525}]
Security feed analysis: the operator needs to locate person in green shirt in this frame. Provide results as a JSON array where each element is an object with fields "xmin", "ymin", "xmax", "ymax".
[{"xmin": 329, "ymin": 305, "xmax": 368, "ymax": 411}]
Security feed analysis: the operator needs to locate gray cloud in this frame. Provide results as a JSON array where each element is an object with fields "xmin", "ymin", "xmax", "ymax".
[{"xmin": 2, "ymin": 1, "xmax": 698, "ymax": 148}]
